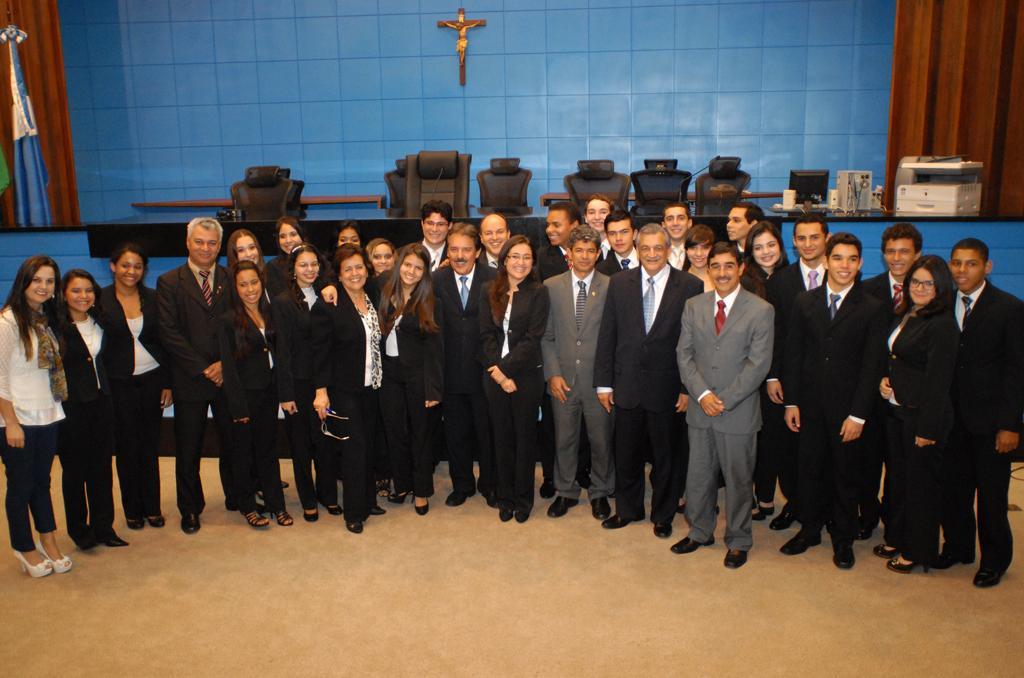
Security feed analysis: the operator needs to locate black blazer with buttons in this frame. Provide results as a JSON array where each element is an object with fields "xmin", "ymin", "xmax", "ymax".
[
  {"xmin": 218, "ymin": 312, "xmax": 275, "ymax": 421},
  {"xmin": 766, "ymin": 262, "xmax": 818, "ymax": 380},
  {"xmin": 157, "ymin": 262, "xmax": 232, "ymax": 401},
  {"xmin": 887, "ymin": 310, "xmax": 960, "ymax": 442},
  {"xmin": 595, "ymin": 253, "xmax": 632, "ymax": 277},
  {"xmin": 379, "ymin": 300, "xmax": 444, "ymax": 402},
  {"xmin": 538, "ymin": 244, "xmax": 569, "ymax": 282},
  {"xmin": 479, "ymin": 279, "xmax": 550, "ymax": 379},
  {"xmin": 61, "ymin": 313, "xmax": 110, "ymax": 403},
  {"xmin": 782, "ymin": 283, "xmax": 887, "ymax": 423},
  {"xmin": 433, "ymin": 264, "xmax": 495, "ymax": 394},
  {"xmin": 310, "ymin": 287, "xmax": 380, "ymax": 395},
  {"xmin": 271, "ymin": 289, "xmax": 315, "ymax": 403},
  {"xmin": 98, "ymin": 284, "xmax": 168, "ymax": 384},
  {"xmin": 952, "ymin": 283, "xmax": 1024, "ymax": 435}
]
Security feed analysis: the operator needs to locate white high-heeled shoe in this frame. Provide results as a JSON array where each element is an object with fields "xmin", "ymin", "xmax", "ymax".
[
  {"xmin": 35, "ymin": 540, "xmax": 73, "ymax": 574},
  {"xmin": 13, "ymin": 549, "xmax": 53, "ymax": 578}
]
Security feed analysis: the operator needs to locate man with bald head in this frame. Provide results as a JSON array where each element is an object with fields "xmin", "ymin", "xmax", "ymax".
[{"xmin": 478, "ymin": 213, "xmax": 510, "ymax": 269}]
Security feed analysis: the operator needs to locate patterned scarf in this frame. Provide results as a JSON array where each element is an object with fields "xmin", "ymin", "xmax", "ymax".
[
  {"xmin": 31, "ymin": 309, "xmax": 67, "ymax": 402},
  {"xmin": 359, "ymin": 293, "xmax": 383, "ymax": 390}
]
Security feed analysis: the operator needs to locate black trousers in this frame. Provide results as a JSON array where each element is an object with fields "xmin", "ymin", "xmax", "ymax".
[
  {"xmin": 485, "ymin": 367, "xmax": 544, "ymax": 515},
  {"xmin": 282, "ymin": 378, "xmax": 337, "ymax": 510},
  {"xmin": 795, "ymin": 411, "xmax": 860, "ymax": 546},
  {"xmin": 885, "ymin": 405, "xmax": 944, "ymax": 563},
  {"xmin": 613, "ymin": 405, "xmax": 680, "ymax": 524},
  {"xmin": 231, "ymin": 384, "xmax": 285, "ymax": 514},
  {"xmin": 110, "ymin": 371, "xmax": 164, "ymax": 520},
  {"xmin": 941, "ymin": 420, "xmax": 1014, "ymax": 571},
  {"xmin": 172, "ymin": 392, "xmax": 234, "ymax": 516},
  {"xmin": 443, "ymin": 391, "xmax": 495, "ymax": 496},
  {"xmin": 753, "ymin": 387, "xmax": 790, "ymax": 505},
  {"xmin": 381, "ymin": 358, "xmax": 437, "ymax": 498},
  {"xmin": 538, "ymin": 394, "xmax": 555, "ymax": 481},
  {"xmin": 857, "ymin": 398, "xmax": 889, "ymax": 530},
  {"xmin": 328, "ymin": 386, "xmax": 378, "ymax": 522},
  {"xmin": 59, "ymin": 395, "xmax": 116, "ymax": 542}
]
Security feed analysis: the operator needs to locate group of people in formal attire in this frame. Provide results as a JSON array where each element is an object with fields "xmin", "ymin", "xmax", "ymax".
[{"xmin": 0, "ymin": 197, "xmax": 1018, "ymax": 588}]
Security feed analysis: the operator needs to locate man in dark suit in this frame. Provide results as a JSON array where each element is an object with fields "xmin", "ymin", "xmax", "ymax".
[
  {"xmin": 937, "ymin": 238, "xmax": 1024, "ymax": 588},
  {"xmin": 537, "ymin": 201, "xmax": 579, "ymax": 283},
  {"xmin": 478, "ymin": 213, "xmax": 508, "ymax": 270},
  {"xmin": 764, "ymin": 212, "xmax": 829, "ymax": 531},
  {"xmin": 420, "ymin": 200, "xmax": 452, "ymax": 271},
  {"xmin": 433, "ymin": 223, "xmax": 498, "ymax": 507},
  {"xmin": 595, "ymin": 224, "xmax": 703, "ymax": 539},
  {"xmin": 779, "ymin": 233, "xmax": 886, "ymax": 569},
  {"xmin": 157, "ymin": 217, "xmax": 234, "ymax": 534},
  {"xmin": 726, "ymin": 201, "xmax": 766, "ymax": 254},
  {"xmin": 858, "ymin": 222, "xmax": 922, "ymax": 540},
  {"xmin": 595, "ymin": 209, "xmax": 639, "ymax": 276}
]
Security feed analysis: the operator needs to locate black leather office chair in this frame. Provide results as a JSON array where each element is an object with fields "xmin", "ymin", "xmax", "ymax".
[
  {"xmin": 275, "ymin": 167, "xmax": 306, "ymax": 218},
  {"xmin": 230, "ymin": 166, "xmax": 293, "ymax": 221},
  {"xmin": 563, "ymin": 160, "xmax": 630, "ymax": 211},
  {"xmin": 694, "ymin": 156, "xmax": 751, "ymax": 215},
  {"xmin": 644, "ymin": 158, "xmax": 678, "ymax": 170},
  {"xmin": 384, "ymin": 158, "xmax": 407, "ymax": 211},
  {"xmin": 403, "ymin": 150, "xmax": 472, "ymax": 218},
  {"xmin": 477, "ymin": 157, "xmax": 532, "ymax": 216},
  {"xmin": 629, "ymin": 161, "xmax": 692, "ymax": 217}
]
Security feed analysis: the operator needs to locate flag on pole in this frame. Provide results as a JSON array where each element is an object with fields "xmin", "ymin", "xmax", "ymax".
[{"xmin": 2, "ymin": 25, "xmax": 51, "ymax": 226}]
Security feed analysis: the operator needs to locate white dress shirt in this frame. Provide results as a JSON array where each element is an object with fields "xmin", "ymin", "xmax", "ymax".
[
  {"xmin": 386, "ymin": 314, "xmax": 401, "ymax": 357},
  {"xmin": 0, "ymin": 308, "xmax": 65, "ymax": 427},
  {"xmin": 126, "ymin": 315, "xmax": 160, "ymax": 376},
  {"xmin": 421, "ymin": 240, "xmax": 445, "ymax": 271},
  {"xmin": 612, "ymin": 248, "xmax": 639, "ymax": 271},
  {"xmin": 669, "ymin": 244, "xmax": 687, "ymax": 270}
]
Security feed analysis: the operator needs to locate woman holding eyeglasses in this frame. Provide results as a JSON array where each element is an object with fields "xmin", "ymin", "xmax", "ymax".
[
  {"xmin": 311, "ymin": 244, "xmax": 385, "ymax": 533},
  {"xmin": 377, "ymin": 244, "xmax": 443, "ymax": 515},
  {"xmin": 875, "ymin": 255, "xmax": 959, "ymax": 574},
  {"xmin": 480, "ymin": 235, "xmax": 550, "ymax": 523}
]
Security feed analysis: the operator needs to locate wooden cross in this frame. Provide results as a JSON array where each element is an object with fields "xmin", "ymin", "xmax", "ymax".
[{"xmin": 437, "ymin": 8, "xmax": 486, "ymax": 86}]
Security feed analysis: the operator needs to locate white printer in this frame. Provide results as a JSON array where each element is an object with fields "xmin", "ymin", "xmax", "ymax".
[{"xmin": 894, "ymin": 155, "xmax": 983, "ymax": 215}]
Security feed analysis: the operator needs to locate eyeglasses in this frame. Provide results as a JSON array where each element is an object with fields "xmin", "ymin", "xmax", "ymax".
[
  {"xmin": 908, "ymin": 278, "xmax": 935, "ymax": 289},
  {"xmin": 506, "ymin": 253, "xmax": 533, "ymax": 263},
  {"xmin": 320, "ymin": 408, "xmax": 350, "ymax": 441},
  {"xmin": 424, "ymin": 220, "xmax": 449, "ymax": 228}
]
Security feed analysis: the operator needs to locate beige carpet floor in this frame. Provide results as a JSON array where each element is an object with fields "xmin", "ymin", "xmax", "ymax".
[{"xmin": 1, "ymin": 458, "xmax": 1021, "ymax": 677}]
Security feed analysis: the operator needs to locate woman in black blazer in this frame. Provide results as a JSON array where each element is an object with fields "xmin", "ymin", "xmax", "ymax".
[
  {"xmin": 59, "ymin": 269, "xmax": 128, "ymax": 550},
  {"xmin": 227, "ymin": 228, "xmax": 287, "ymax": 299},
  {"xmin": 311, "ymin": 244, "xmax": 385, "ymax": 534},
  {"xmin": 267, "ymin": 217, "xmax": 306, "ymax": 284},
  {"xmin": 480, "ymin": 235, "xmax": 550, "ymax": 523},
  {"xmin": 219, "ymin": 261, "xmax": 290, "ymax": 528},
  {"xmin": 100, "ymin": 244, "xmax": 172, "ymax": 531},
  {"xmin": 876, "ymin": 255, "xmax": 959, "ymax": 573},
  {"xmin": 377, "ymin": 243, "xmax": 443, "ymax": 514},
  {"xmin": 271, "ymin": 244, "xmax": 339, "ymax": 522}
]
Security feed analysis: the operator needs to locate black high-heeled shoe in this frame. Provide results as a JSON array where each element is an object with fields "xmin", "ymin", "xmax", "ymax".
[
  {"xmin": 873, "ymin": 543, "xmax": 899, "ymax": 559},
  {"xmin": 388, "ymin": 490, "xmax": 411, "ymax": 505},
  {"xmin": 414, "ymin": 500, "xmax": 429, "ymax": 516},
  {"xmin": 886, "ymin": 557, "xmax": 929, "ymax": 574}
]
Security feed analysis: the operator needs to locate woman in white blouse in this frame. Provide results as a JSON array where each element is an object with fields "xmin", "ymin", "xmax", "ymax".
[{"xmin": 0, "ymin": 255, "xmax": 72, "ymax": 577}]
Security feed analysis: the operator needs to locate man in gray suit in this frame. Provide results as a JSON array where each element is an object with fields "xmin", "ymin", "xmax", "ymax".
[
  {"xmin": 542, "ymin": 226, "xmax": 614, "ymax": 520},
  {"xmin": 674, "ymin": 242, "xmax": 774, "ymax": 568}
]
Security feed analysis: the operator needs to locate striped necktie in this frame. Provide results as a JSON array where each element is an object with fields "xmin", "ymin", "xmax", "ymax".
[
  {"xmin": 575, "ymin": 280, "xmax": 587, "ymax": 331},
  {"xmin": 643, "ymin": 277, "xmax": 656, "ymax": 333},
  {"xmin": 199, "ymin": 269, "xmax": 213, "ymax": 306}
]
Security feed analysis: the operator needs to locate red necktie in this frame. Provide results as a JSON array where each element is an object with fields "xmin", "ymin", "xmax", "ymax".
[
  {"xmin": 564, "ymin": 252, "xmax": 572, "ymax": 270},
  {"xmin": 892, "ymin": 283, "xmax": 903, "ymax": 310},
  {"xmin": 715, "ymin": 300, "xmax": 726, "ymax": 335}
]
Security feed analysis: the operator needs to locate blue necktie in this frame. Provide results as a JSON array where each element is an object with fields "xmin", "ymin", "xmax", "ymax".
[
  {"xmin": 643, "ymin": 277, "xmax": 656, "ymax": 333},
  {"xmin": 621, "ymin": 258, "xmax": 630, "ymax": 270},
  {"xmin": 828, "ymin": 293, "xmax": 840, "ymax": 320},
  {"xmin": 459, "ymin": 275, "xmax": 469, "ymax": 310}
]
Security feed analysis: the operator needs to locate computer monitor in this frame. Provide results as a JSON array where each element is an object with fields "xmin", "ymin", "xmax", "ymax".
[{"xmin": 789, "ymin": 170, "xmax": 830, "ymax": 204}]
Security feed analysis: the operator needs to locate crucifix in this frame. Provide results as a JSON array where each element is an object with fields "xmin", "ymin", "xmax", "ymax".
[{"xmin": 437, "ymin": 8, "xmax": 486, "ymax": 86}]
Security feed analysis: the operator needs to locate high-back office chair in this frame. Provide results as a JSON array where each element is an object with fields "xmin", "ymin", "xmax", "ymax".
[
  {"xmin": 629, "ymin": 161, "xmax": 693, "ymax": 217},
  {"xmin": 693, "ymin": 156, "xmax": 751, "ymax": 215},
  {"xmin": 384, "ymin": 158, "xmax": 407, "ymax": 211},
  {"xmin": 276, "ymin": 167, "xmax": 306, "ymax": 217},
  {"xmin": 477, "ymin": 158, "xmax": 532, "ymax": 215},
  {"xmin": 230, "ymin": 166, "xmax": 293, "ymax": 220},
  {"xmin": 403, "ymin": 150, "xmax": 472, "ymax": 218},
  {"xmin": 563, "ymin": 160, "xmax": 630, "ymax": 211}
]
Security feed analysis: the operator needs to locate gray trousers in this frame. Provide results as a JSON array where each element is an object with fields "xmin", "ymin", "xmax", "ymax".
[
  {"xmin": 684, "ymin": 426, "xmax": 756, "ymax": 550},
  {"xmin": 551, "ymin": 387, "xmax": 614, "ymax": 500}
]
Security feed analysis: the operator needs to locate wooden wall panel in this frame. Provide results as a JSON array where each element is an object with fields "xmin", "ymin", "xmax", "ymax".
[
  {"xmin": 886, "ymin": 0, "xmax": 1024, "ymax": 216},
  {"xmin": 0, "ymin": 0, "xmax": 79, "ymax": 227}
]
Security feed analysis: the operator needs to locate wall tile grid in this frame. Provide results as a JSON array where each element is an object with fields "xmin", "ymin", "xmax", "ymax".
[{"xmin": 59, "ymin": 0, "xmax": 895, "ymax": 221}]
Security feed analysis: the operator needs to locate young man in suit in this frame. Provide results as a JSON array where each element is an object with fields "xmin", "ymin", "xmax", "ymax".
[
  {"xmin": 478, "ymin": 213, "xmax": 509, "ymax": 270},
  {"xmin": 433, "ymin": 223, "xmax": 498, "ymax": 508},
  {"xmin": 595, "ymin": 224, "xmax": 704, "ymax": 539},
  {"xmin": 595, "ymin": 210, "xmax": 639, "ymax": 276},
  {"xmin": 764, "ymin": 212, "xmax": 829, "ymax": 531},
  {"xmin": 674, "ymin": 242, "xmax": 774, "ymax": 568},
  {"xmin": 538, "ymin": 202, "xmax": 579, "ymax": 283},
  {"xmin": 420, "ymin": 200, "xmax": 453, "ymax": 271},
  {"xmin": 157, "ymin": 217, "xmax": 235, "ymax": 534},
  {"xmin": 542, "ymin": 226, "xmax": 613, "ymax": 520},
  {"xmin": 584, "ymin": 195, "xmax": 614, "ymax": 258},
  {"xmin": 726, "ymin": 202, "xmax": 766, "ymax": 254},
  {"xmin": 779, "ymin": 233, "xmax": 886, "ymax": 569},
  {"xmin": 938, "ymin": 239, "xmax": 1024, "ymax": 588},
  {"xmin": 858, "ymin": 222, "xmax": 922, "ymax": 540},
  {"xmin": 663, "ymin": 202, "xmax": 692, "ymax": 270}
]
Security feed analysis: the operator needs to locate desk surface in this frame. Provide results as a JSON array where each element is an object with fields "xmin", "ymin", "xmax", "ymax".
[{"xmin": 131, "ymin": 195, "xmax": 385, "ymax": 209}]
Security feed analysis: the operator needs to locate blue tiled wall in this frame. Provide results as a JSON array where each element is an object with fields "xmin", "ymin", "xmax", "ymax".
[{"xmin": 58, "ymin": 0, "xmax": 895, "ymax": 222}]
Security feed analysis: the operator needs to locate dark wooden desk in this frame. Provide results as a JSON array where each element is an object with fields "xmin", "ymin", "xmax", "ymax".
[
  {"xmin": 538, "ymin": 191, "xmax": 783, "ymax": 206},
  {"xmin": 131, "ymin": 195, "xmax": 386, "ymax": 209}
]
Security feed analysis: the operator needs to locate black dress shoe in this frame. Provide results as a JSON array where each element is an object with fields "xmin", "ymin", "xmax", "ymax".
[
  {"xmin": 931, "ymin": 552, "xmax": 974, "ymax": 570},
  {"xmin": 303, "ymin": 510, "xmax": 319, "ymax": 523},
  {"xmin": 499, "ymin": 507, "xmax": 514, "ymax": 522},
  {"xmin": 887, "ymin": 558, "xmax": 928, "ymax": 574},
  {"xmin": 973, "ymin": 568, "xmax": 1004, "ymax": 588},
  {"xmin": 591, "ymin": 497, "xmax": 611, "ymax": 520},
  {"xmin": 751, "ymin": 504, "xmax": 774, "ymax": 521},
  {"xmin": 445, "ymin": 491, "xmax": 469, "ymax": 507},
  {"xmin": 856, "ymin": 525, "xmax": 874, "ymax": 541},
  {"xmin": 181, "ymin": 514, "xmax": 200, "ymax": 534},
  {"xmin": 100, "ymin": 534, "xmax": 130, "ymax": 548},
  {"xmin": 724, "ymin": 549, "xmax": 748, "ymax": 569},
  {"xmin": 601, "ymin": 514, "xmax": 634, "ymax": 530},
  {"xmin": 539, "ymin": 479, "xmax": 555, "ymax": 499},
  {"xmin": 345, "ymin": 520, "xmax": 363, "ymax": 534},
  {"xmin": 483, "ymin": 491, "xmax": 499, "ymax": 508},
  {"xmin": 873, "ymin": 543, "xmax": 899, "ymax": 559},
  {"xmin": 547, "ymin": 496, "xmax": 578, "ymax": 518},
  {"xmin": 833, "ymin": 543, "xmax": 855, "ymax": 569},
  {"xmin": 72, "ymin": 535, "xmax": 99, "ymax": 551},
  {"xmin": 779, "ymin": 532, "xmax": 821, "ymax": 555},
  {"xmin": 670, "ymin": 536, "xmax": 714, "ymax": 554},
  {"xmin": 326, "ymin": 505, "xmax": 343, "ymax": 516},
  {"xmin": 653, "ymin": 522, "xmax": 672, "ymax": 539},
  {"xmin": 146, "ymin": 515, "xmax": 165, "ymax": 528},
  {"xmin": 126, "ymin": 518, "xmax": 145, "ymax": 530},
  {"xmin": 369, "ymin": 505, "xmax": 386, "ymax": 516},
  {"xmin": 414, "ymin": 501, "xmax": 429, "ymax": 516},
  {"xmin": 224, "ymin": 499, "xmax": 238, "ymax": 511},
  {"xmin": 514, "ymin": 510, "xmax": 529, "ymax": 523},
  {"xmin": 769, "ymin": 508, "xmax": 797, "ymax": 531}
]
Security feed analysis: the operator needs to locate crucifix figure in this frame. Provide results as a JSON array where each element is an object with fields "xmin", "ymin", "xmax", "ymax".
[{"xmin": 437, "ymin": 8, "xmax": 486, "ymax": 86}]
